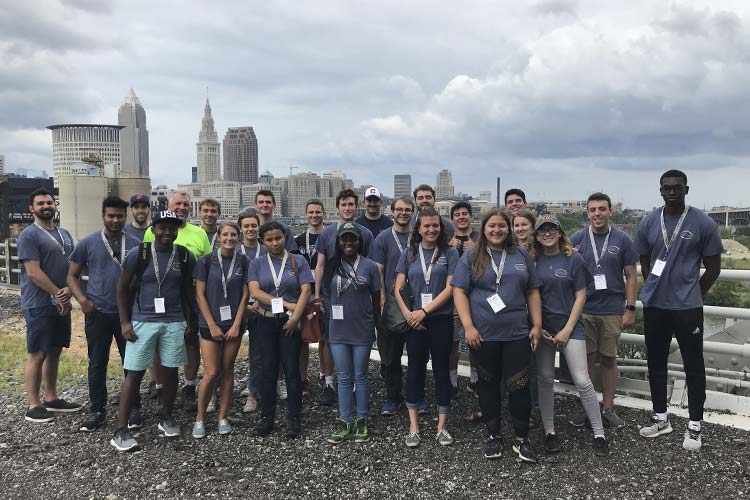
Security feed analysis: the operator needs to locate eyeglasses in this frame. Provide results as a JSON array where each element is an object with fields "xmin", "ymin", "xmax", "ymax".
[
  {"xmin": 537, "ymin": 227, "xmax": 559, "ymax": 236},
  {"xmin": 393, "ymin": 208, "xmax": 413, "ymax": 213}
]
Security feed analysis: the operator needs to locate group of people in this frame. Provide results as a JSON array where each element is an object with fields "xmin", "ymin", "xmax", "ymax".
[{"xmin": 16, "ymin": 168, "xmax": 723, "ymax": 461}]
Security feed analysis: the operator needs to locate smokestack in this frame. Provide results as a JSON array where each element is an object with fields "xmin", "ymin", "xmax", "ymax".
[{"xmin": 496, "ymin": 177, "xmax": 501, "ymax": 207}]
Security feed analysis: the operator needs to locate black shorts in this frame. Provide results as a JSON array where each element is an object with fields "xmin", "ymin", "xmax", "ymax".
[
  {"xmin": 199, "ymin": 326, "xmax": 239, "ymax": 343},
  {"xmin": 23, "ymin": 306, "xmax": 71, "ymax": 353}
]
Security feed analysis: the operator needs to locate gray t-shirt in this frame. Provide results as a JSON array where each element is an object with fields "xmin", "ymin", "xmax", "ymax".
[
  {"xmin": 123, "ymin": 224, "xmax": 148, "ymax": 242},
  {"xmin": 239, "ymin": 244, "xmax": 266, "ymax": 260},
  {"xmin": 194, "ymin": 251, "xmax": 249, "ymax": 328},
  {"xmin": 535, "ymin": 252, "xmax": 588, "ymax": 340},
  {"xmin": 368, "ymin": 228, "xmax": 409, "ymax": 292},
  {"xmin": 636, "ymin": 206, "xmax": 724, "ymax": 310},
  {"xmin": 122, "ymin": 243, "xmax": 196, "ymax": 323},
  {"xmin": 315, "ymin": 222, "xmax": 374, "ymax": 260},
  {"xmin": 69, "ymin": 230, "xmax": 141, "ymax": 314},
  {"xmin": 570, "ymin": 227, "xmax": 639, "ymax": 315},
  {"xmin": 395, "ymin": 246, "xmax": 459, "ymax": 316},
  {"xmin": 452, "ymin": 247, "xmax": 539, "ymax": 342},
  {"xmin": 325, "ymin": 257, "xmax": 381, "ymax": 346},
  {"xmin": 247, "ymin": 253, "xmax": 314, "ymax": 312},
  {"xmin": 17, "ymin": 224, "xmax": 75, "ymax": 310}
]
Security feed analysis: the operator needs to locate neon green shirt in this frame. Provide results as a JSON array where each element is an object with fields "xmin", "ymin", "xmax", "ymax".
[{"xmin": 144, "ymin": 222, "xmax": 212, "ymax": 259}]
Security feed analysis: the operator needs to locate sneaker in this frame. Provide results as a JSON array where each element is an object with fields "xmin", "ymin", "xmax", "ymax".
[
  {"xmin": 301, "ymin": 379, "xmax": 310, "ymax": 397},
  {"xmin": 286, "ymin": 417, "xmax": 302, "ymax": 439},
  {"xmin": 42, "ymin": 399, "xmax": 82, "ymax": 413},
  {"xmin": 483, "ymin": 435, "xmax": 503, "ymax": 459},
  {"xmin": 639, "ymin": 415, "xmax": 673, "ymax": 438},
  {"xmin": 327, "ymin": 418, "xmax": 353, "ymax": 444},
  {"xmin": 277, "ymin": 380, "xmax": 288, "ymax": 401},
  {"xmin": 158, "ymin": 417, "xmax": 180, "ymax": 438},
  {"xmin": 467, "ymin": 381, "xmax": 479, "ymax": 398},
  {"xmin": 436, "ymin": 429, "xmax": 454, "ymax": 446},
  {"xmin": 79, "ymin": 412, "xmax": 105, "ymax": 432},
  {"xmin": 207, "ymin": 394, "xmax": 217, "ymax": 413},
  {"xmin": 544, "ymin": 433, "xmax": 563, "ymax": 454},
  {"xmin": 683, "ymin": 428, "xmax": 702, "ymax": 451},
  {"xmin": 417, "ymin": 400, "xmax": 429, "ymax": 415},
  {"xmin": 321, "ymin": 385, "xmax": 336, "ymax": 406},
  {"xmin": 381, "ymin": 400, "xmax": 403, "ymax": 416},
  {"xmin": 182, "ymin": 385, "xmax": 197, "ymax": 408},
  {"xmin": 25, "ymin": 405, "xmax": 54, "ymax": 423},
  {"xmin": 593, "ymin": 436, "xmax": 609, "ymax": 456},
  {"xmin": 127, "ymin": 407, "xmax": 143, "ymax": 430},
  {"xmin": 405, "ymin": 431, "xmax": 421, "ymax": 448},
  {"xmin": 255, "ymin": 416, "xmax": 274, "ymax": 437},
  {"xmin": 110, "ymin": 428, "xmax": 140, "ymax": 452},
  {"xmin": 218, "ymin": 419, "xmax": 232, "ymax": 435},
  {"xmin": 243, "ymin": 395, "xmax": 258, "ymax": 413},
  {"xmin": 602, "ymin": 408, "xmax": 625, "ymax": 429},
  {"xmin": 354, "ymin": 417, "xmax": 370, "ymax": 443},
  {"xmin": 512, "ymin": 439, "xmax": 538, "ymax": 463},
  {"xmin": 192, "ymin": 421, "xmax": 206, "ymax": 439},
  {"xmin": 568, "ymin": 410, "xmax": 589, "ymax": 428}
]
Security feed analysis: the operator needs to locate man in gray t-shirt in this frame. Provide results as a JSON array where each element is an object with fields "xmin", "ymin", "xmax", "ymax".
[{"xmin": 635, "ymin": 170, "xmax": 723, "ymax": 452}]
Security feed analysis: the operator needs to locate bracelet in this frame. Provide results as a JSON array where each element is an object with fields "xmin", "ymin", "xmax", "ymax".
[
  {"xmin": 421, "ymin": 307, "xmax": 428, "ymax": 316},
  {"xmin": 625, "ymin": 304, "xmax": 636, "ymax": 311}
]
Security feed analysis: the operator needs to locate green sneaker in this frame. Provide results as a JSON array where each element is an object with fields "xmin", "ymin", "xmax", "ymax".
[
  {"xmin": 326, "ymin": 418, "xmax": 353, "ymax": 444},
  {"xmin": 354, "ymin": 417, "xmax": 370, "ymax": 443}
]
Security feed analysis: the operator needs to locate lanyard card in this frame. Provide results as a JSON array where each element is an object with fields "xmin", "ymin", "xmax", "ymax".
[
  {"xmin": 487, "ymin": 293, "xmax": 505, "ymax": 313},
  {"xmin": 651, "ymin": 259, "xmax": 667, "ymax": 277},
  {"xmin": 271, "ymin": 297, "xmax": 284, "ymax": 314},
  {"xmin": 594, "ymin": 274, "xmax": 608, "ymax": 290},
  {"xmin": 219, "ymin": 305, "xmax": 232, "ymax": 322},
  {"xmin": 154, "ymin": 297, "xmax": 166, "ymax": 314},
  {"xmin": 420, "ymin": 293, "xmax": 433, "ymax": 307},
  {"xmin": 332, "ymin": 305, "xmax": 344, "ymax": 320}
]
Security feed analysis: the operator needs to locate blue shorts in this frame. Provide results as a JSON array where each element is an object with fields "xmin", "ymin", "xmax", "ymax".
[
  {"xmin": 123, "ymin": 321, "xmax": 188, "ymax": 371},
  {"xmin": 23, "ymin": 306, "xmax": 71, "ymax": 353}
]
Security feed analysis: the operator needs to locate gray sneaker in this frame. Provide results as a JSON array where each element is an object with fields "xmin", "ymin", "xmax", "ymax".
[
  {"xmin": 110, "ymin": 428, "xmax": 140, "ymax": 452},
  {"xmin": 405, "ymin": 431, "xmax": 421, "ymax": 448},
  {"xmin": 682, "ymin": 428, "xmax": 702, "ymax": 451},
  {"xmin": 602, "ymin": 408, "xmax": 625, "ymax": 429},
  {"xmin": 435, "ymin": 429, "xmax": 454, "ymax": 446},
  {"xmin": 192, "ymin": 421, "xmax": 206, "ymax": 439},
  {"xmin": 218, "ymin": 419, "xmax": 232, "ymax": 435},
  {"xmin": 639, "ymin": 415, "xmax": 672, "ymax": 438},
  {"xmin": 158, "ymin": 417, "xmax": 180, "ymax": 438}
]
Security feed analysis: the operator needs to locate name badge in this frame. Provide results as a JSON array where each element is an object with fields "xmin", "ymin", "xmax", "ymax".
[
  {"xmin": 154, "ymin": 297, "xmax": 165, "ymax": 314},
  {"xmin": 421, "ymin": 293, "xmax": 433, "ymax": 306},
  {"xmin": 220, "ymin": 305, "xmax": 232, "ymax": 322},
  {"xmin": 651, "ymin": 259, "xmax": 667, "ymax": 277},
  {"xmin": 271, "ymin": 297, "xmax": 284, "ymax": 314},
  {"xmin": 487, "ymin": 293, "xmax": 505, "ymax": 313},
  {"xmin": 594, "ymin": 274, "xmax": 608, "ymax": 290},
  {"xmin": 332, "ymin": 305, "xmax": 344, "ymax": 320}
]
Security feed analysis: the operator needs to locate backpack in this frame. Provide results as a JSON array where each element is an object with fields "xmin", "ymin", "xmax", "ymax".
[{"xmin": 127, "ymin": 242, "xmax": 193, "ymax": 315}]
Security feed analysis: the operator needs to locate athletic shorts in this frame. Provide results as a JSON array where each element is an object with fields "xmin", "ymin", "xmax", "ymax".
[
  {"xmin": 123, "ymin": 321, "xmax": 188, "ymax": 371},
  {"xmin": 199, "ymin": 326, "xmax": 242, "ymax": 343},
  {"xmin": 23, "ymin": 306, "xmax": 71, "ymax": 353},
  {"xmin": 582, "ymin": 313, "xmax": 621, "ymax": 358}
]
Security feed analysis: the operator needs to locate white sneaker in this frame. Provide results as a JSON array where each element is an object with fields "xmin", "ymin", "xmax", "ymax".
[
  {"xmin": 277, "ymin": 380, "xmax": 288, "ymax": 401},
  {"xmin": 243, "ymin": 395, "xmax": 258, "ymax": 413},
  {"xmin": 639, "ymin": 415, "xmax": 673, "ymax": 438},
  {"xmin": 682, "ymin": 428, "xmax": 702, "ymax": 451}
]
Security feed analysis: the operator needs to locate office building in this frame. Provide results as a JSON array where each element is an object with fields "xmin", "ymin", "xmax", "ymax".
[
  {"xmin": 436, "ymin": 169, "xmax": 454, "ymax": 200},
  {"xmin": 223, "ymin": 127, "xmax": 258, "ymax": 184},
  {"xmin": 394, "ymin": 174, "xmax": 411, "ymax": 198},
  {"xmin": 241, "ymin": 183, "xmax": 283, "ymax": 218},
  {"xmin": 118, "ymin": 88, "xmax": 149, "ymax": 177},
  {"xmin": 47, "ymin": 124, "xmax": 123, "ymax": 187},
  {"xmin": 201, "ymin": 180, "xmax": 242, "ymax": 219},
  {"xmin": 196, "ymin": 98, "xmax": 220, "ymax": 183},
  {"xmin": 0, "ymin": 155, "xmax": 4, "ymax": 175}
]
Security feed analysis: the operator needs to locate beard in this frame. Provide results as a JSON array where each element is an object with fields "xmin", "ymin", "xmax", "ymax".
[{"xmin": 35, "ymin": 208, "xmax": 55, "ymax": 220}]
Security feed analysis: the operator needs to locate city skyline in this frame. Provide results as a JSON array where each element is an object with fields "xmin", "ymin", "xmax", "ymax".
[
  {"xmin": 117, "ymin": 88, "xmax": 149, "ymax": 177},
  {"xmin": 196, "ymin": 98, "xmax": 220, "ymax": 183},
  {"xmin": 3, "ymin": 1, "xmax": 750, "ymax": 210},
  {"xmin": 223, "ymin": 126, "xmax": 258, "ymax": 184}
]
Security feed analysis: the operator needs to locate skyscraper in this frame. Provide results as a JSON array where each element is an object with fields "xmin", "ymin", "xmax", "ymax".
[
  {"xmin": 223, "ymin": 127, "xmax": 258, "ymax": 184},
  {"xmin": 436, "ymin": 169, "xmax": 454, "ymax": 200},
  {"xmin": 118, "ymin": 88, "xmax": 149, "ymax": 177},
  {"xmin": 196, "ymin": 98, "xmax": 220, "ymax": 183},
  {"xmin": 394, "ymin": 174, "xmax": 411, "ymax": 198}
]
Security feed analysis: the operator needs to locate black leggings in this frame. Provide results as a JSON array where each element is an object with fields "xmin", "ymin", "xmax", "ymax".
[
  {"xmin": 644, "ymin": 307, "xmax": 705, "ymax": 421},
  {"xmin": 474, "ymin": 337, "xmax": 531, "ymax": 439}
]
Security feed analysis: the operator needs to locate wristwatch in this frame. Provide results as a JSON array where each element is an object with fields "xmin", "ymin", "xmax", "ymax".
[{"xmin": 625, "ymin": 304, "xmax": 636, "ymax": 311}]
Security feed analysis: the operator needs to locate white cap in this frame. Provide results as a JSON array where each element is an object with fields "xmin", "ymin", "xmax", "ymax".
[{"xmin": 364, "ymin": 186, "xmax": 382, "ymax": 199}]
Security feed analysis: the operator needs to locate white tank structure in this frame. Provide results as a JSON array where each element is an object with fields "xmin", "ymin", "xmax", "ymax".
[
  {"xmin": 58, "ymin": 173, "xmax": 109, "ymax": 241},
  {"xmin": 47, "ymin": 124, "xmax": 124, "ymax": 188}
]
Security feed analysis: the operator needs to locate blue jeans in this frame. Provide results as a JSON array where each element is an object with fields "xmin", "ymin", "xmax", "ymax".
[
  {"xmin": 330, "ymin": 343, "xmax": 371, "ymax": 421},
  {"xmin": 405, "ymin": 314, "xmax": 453, "ymax": 415},
  {"xmin": 255, "ymin": 316, "xmax": 302, "ymax": 419}
]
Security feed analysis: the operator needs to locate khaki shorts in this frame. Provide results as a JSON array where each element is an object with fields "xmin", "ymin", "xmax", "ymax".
[
  {"xmin": 582, "ymin": 313, "xmax": 622, "ymax": 358},
  {"xmin": 453, "ymin": 312, "xmax": 462, "ymax": 343}
]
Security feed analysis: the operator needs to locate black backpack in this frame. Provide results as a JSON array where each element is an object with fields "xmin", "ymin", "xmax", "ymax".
[{"xmin": 127, "ymin": 242, "xmax": 193, "ymax": 315}]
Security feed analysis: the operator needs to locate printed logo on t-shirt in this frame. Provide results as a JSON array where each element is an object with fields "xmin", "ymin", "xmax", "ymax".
[
  {"xmin": 514, "ymin": 263, "xmax": 527, "ymax": 271},
  {"xmin": 171, "ymin": 262, "xmax": 181, "ymax": 271},
  {"xmin": 607, "ymin": 245, "xmax": 620, "ymax": 255},
  {"xmin": 680, "ymin": 231, "xmax": 694, "ymax": 240},
  {"xmin": 355, "ymin": 276, "xmax": 368, "ymax": 285},
  {"xmin": 553, "ymin": 268, "xmax": 569, "ymax": 278},
  {"xmin": 234, "ymin": 268, "xmax": 244, "ymax": 277},
  {"xmin": 437, "ymin": 256, "xmax": 448, "ymax": 265}
]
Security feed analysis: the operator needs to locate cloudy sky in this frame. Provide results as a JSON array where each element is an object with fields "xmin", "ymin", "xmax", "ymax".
[{"xmin": 2, "ymin": 0, "xmax": 749, "ymax": 209}]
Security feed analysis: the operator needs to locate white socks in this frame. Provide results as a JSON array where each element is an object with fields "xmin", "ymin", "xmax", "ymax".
[
  {"xmin": 688, "ymin": 420, "xmax": 701, "ymax": 432},
  {"xmin": 184, "ymin": 379, "xmax": 196, "ymax": 386},
  {"xmin": 325, "ymin": 375, "xmax": 335, "ymax": 388},
  {"xmin": 656, "ymin": 412, "xmax": 668, "ymax": 422}
]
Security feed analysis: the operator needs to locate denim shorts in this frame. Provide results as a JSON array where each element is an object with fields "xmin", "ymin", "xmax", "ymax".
[
  {"xmin": 123, "ymin": 321, "xmax": 188, "ymax": 371},
  {"xmin": 23, "ymin": 306, "xmax": 71, "ymax": 353}
]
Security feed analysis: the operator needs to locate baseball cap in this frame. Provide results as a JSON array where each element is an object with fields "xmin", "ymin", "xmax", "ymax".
[
  {"xmin": 130, "ymin": 194, "xmax": 150, "ymax": 207},
  {"xmin": 337, "ymin": 222, "xmax": 361, "ymax": 239},
  {"xmin": 364, "ymin": 186, "xmax": 381, "ymax": 199},
  {"xmin": 151, "ymin": 210, "xmax": 181, "ymax": 227},
  {"xmin": 535, "ymin": 214, "xmax": 562, "ymax": 231}
]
